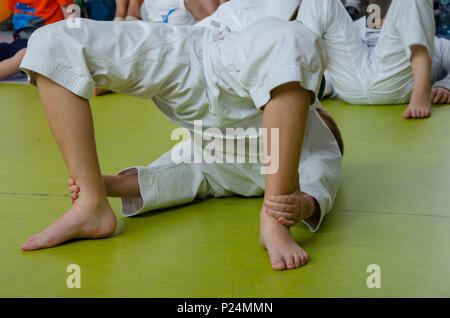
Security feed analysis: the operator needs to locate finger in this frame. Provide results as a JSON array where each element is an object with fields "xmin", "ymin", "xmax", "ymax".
[
  {"xmin": 433, "ymin": 90, "xmax": 443, "ymax": 104},
  {"xmin": 264, "ymin": 200, "xmax": 296, "ymax": 213},
  {"xmin": 439, "ymin": 92, "xmax": 448, "ymax": 104},
  {"xmin": 71, "ymin": 199, "xmax": 74, "ymax": 205},
  {"xmin": 69, "ymin": 185, "xmax": 79, "ymax": 193},
  {"xmin": 267, "ymin": 195, "xmax": 297, "ymax": 205},
  {"xmin": 278, "ymin": 217, "xmax": 297, "ymax": 227},
  {"xmin": 68, "ymin": 179, "xmax": 75, "ymax": 186},
  {"xmin": 71, "ymin": 193, "xmax": 78, "ymax": 200},
  {"xmin": 430, "ymin": 88, "xmax": 438, "ymax": 101},
  {"xmin": 266, "ymin": 209, "xmax": 295, "ymax": 220}
]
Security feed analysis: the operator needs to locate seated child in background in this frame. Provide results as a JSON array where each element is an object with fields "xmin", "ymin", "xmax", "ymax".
[
  {"xmin": 323, "ymin": 1, "xmax": 450, "ymax": 105},
  {"xmin": 83, "ymin": 0, "xmax": 116, "ymax": 21},
  {"xmin": 0, "ymin": 0, "xmax": 71, "ymax": 80},
  {"xmin": 141, "ymin": 0, "xmax": 228, "ymax": 25},
  {"xmin": 113, "ymin": 0, "xmax": 141, "ymax": 21},
  {"xmin": 298, "ymin": 0, "xmax": 436, "ymax": 119},
  {"xmin": 95, "ymin": 0, "xmax": 227, "ymax": 95},
  {"xmin": 19, "ymin": 1, "xmax": 343, "ymax": 270}
]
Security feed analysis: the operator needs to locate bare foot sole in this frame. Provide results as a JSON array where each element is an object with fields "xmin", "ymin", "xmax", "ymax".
[
  {"xmin": 21, "ymin": 199, "xmax": 117, "ymax": 251},
  {"xmin": 259, "ymin": 209, "xmax": 309, "ymax": 270}
]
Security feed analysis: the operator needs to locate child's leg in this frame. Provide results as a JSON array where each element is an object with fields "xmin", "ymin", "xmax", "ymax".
[
  {"xmin": 259, "ymin": 82, "xmax": 312, "ymax": 271},
  {"xmin": 297, "ymin": 0, "xmax": 367, "ymax": 105},
  {"xmin": 372, "ymin": 0, "xmax": 435, "ymax": 114},
  {"xmin": 115, "ymin": 0, "xmax": 129, "ymax": 19},
  {"xmin": 21, "ymin": 75, "xmax": 116, "ymax": 251},
  {"xmin": 126, "ymin": 0, "xmax": 142, "ymax": 19},
  {"xmin": 404, "ymin": 45, "xmax": 432, "ymax": 118},
  {"xmin": 69, "ymin": 174, "xmax": 140, "ymax": 203},
  {"xmin": 0, "ymin": 48, "xmax": 26, "ymax": 79}
]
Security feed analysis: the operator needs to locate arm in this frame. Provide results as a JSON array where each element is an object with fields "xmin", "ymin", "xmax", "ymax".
[
  {"xmin": 57, "ymin": 0, "xmax": 74, "ymax": 19},
  {"xmin": 60, "ymin": 6, "xmax": 70, "ymax": 19},
  {"xmin": 184, "ymin": 0, "xmax": 228, "ymax": 20},
  {"xmin": 263, "ymin": 107, "xmax": 343, "ymax": 232}
]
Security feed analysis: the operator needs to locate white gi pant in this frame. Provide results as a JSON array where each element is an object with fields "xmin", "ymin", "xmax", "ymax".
[
  {"xmin": 431, "ymin": 37, "xmax": 450, "ymax": 91},
  {"xmin": 298, "ymin": 0, "xmax": 435, "ymax": 105},
  {"xmin": 20, "ymin": 15, "xmax": 341, "ymax": 232},
  {"xmin": 353, "ymin": 16, "xmax": 450, "ymax": 92}
]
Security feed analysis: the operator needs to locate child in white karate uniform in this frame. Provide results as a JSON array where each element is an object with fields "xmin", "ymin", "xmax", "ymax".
[
  {"xmin": 298, "ymin": 0, "xmax": 436, "ymax": 119},
  {"xmin": 323, "ymin": 3, "xmax": 450, "ymax": 105},
  {"xmin": 18, "ymin": 9, "xmax": 343, "ymax": 271},
  {"xmin": 354, "ymin": 14, "xmax": 450, "ymax": 104},
  {"xmin": 141, "ymin": 0, "xmax": 228, "ymax": 25}
]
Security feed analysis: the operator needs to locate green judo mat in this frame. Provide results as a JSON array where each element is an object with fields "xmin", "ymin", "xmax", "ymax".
[{"xmin": 1, "ymin": 83, "xmax": 449, "ymax": 297}]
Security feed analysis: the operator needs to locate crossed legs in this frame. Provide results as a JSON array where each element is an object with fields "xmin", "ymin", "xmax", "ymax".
[{"xmin": 23, "ymin": 79, "xmax": 314, "ymax": 272}]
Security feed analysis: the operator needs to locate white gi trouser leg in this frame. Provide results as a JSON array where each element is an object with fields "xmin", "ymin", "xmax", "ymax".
[
  {"xmin": 20, "ymin": 19, "xmax": 208, "ymax": 105},
  {"xmin": 118, "ymin": 102, "xmax": 343, "ymax": 233},
  {"xmin": 298, "ymin": 0, "xmax": 435, "ymax": 105},
  {"xmin": 369, "ymin": 0, "xmax": 435, "ymax": 104},
  {"xmin": 297, "ymin": 0, "xmax": 367, "ymax": 105},
  {"xmin": 432, "ymin": 37, "xmax": 450, "ymax": 90},
  {"xmin": 20, "ymin": 17, "xmax": 338, "ymax": 232}
]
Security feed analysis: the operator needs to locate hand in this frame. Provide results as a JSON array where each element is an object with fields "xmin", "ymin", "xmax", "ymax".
[
  {"xmin": 431, "ymin": 87, "xmax": 450, "ymax": 105},
  {"xmin": 263, "ymin": 185, "xmax": 315, "ymax": 227}
]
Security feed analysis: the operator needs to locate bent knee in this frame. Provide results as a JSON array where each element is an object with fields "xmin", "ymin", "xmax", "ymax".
[{"xmin": 27, "ymin": 21, "xmax": 68, "ymax": 54}]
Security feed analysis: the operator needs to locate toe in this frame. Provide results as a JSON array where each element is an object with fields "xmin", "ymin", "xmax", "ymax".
[
  {"xmin": 293, "ymin": 254, "xmax": 301, "ymax": 268},
  {"xmin": 301, "ymin": 250, "xmax": 309, "ymax": 265},
  {"xmin": 21, "ymin": 235, "xmax": 39, "ymax": 251},
  {"xmin": 270, "ymin": 254, "xmax": 286, "ymax": 271},
  {"xmin": 284, "ymin": 255, "xmax": 295, "ymax": 269}
]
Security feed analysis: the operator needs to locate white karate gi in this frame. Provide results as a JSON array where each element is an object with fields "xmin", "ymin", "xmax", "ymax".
[
  {"xmin": 19, "ymin": 2, "xmax": 342, "ymax": 232},
  {"xmin": 431, "ymin": 37, "xmax": 450, "ymax": 91},
  {"xmin": 353, "ymin": 16, "xmax": 450, "ymax": 91},
  {"xmin": 298, "ymin": 0, "xmax": 436, "ymax": 105},
  {"xmin": 323, "ymin": 16, "xmax": 450, "ymax": 98}
]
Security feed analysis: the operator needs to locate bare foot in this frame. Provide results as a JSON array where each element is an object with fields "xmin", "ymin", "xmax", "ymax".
[
  {"xmin": 403, "ymin": 92, "xmax": 431, "ymax": 119},
  {"xmin": 259, "ymin": 208, "xmax": 309, "ymax": 270},
  {"xmin": 21, "ymin": 197, "xmax": 116, "ymax": 251}
]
